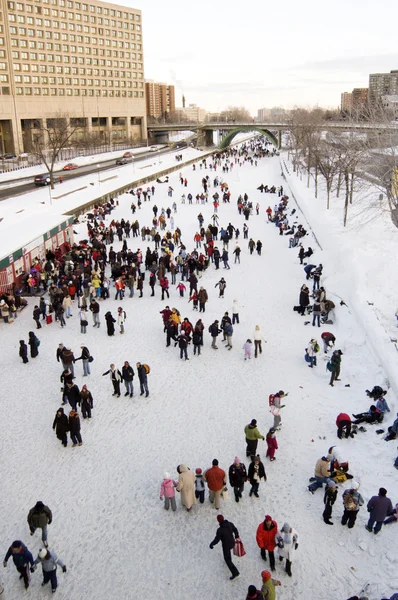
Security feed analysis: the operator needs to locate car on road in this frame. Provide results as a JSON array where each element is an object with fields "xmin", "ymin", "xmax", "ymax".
[
  {"xmin": 1, "ymin": 153, "xmax": 17, "ymax": 160},
  {"xmin": 34, "ymin": 174, "xmax": 51, "ymax": 186},
  {"xmin": 116, "ymin": 157, "xmax": 132, "ymax": 165},
  {"xmin": 122, "ymin": 151, "xmax": 133, "ymax": 158},
  {"xmin": 149, "ymin": 145, "xmax": 159, "ymax": 152},
  {"xmin": 63, "ymin": 162, "xmax": 79, "ymax": 171}
]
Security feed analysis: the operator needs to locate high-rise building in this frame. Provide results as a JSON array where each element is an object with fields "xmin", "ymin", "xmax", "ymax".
[
  {"xmin": 0, "ymin": 0, "xmax": 146, "ymax": 154},
  {"xmin": 368, "ymin": 70, "xmax": 398, "ymax": 105},
  {"xmin": 352, "ymin": 88, "xmax": 368, "ymax": 109},
  {"xmin": 257, "ymin": 108, "xmax": 271, "ymax": 121},
  {"xmin": 341, "ymin": 92, "xmax": 353, "ymax": 113},
  {"xmin": 145, "ymin": 80, "xmax": 175, "ymax": 119}
]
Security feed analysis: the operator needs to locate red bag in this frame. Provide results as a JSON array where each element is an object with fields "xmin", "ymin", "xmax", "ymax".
[
  {"xmin": 233, "ymin": 538, "xmax": 246, "ymax": 558},
  {"xmin": 46, "ymin": 314, "xmax": 53, "ymax": 325}
]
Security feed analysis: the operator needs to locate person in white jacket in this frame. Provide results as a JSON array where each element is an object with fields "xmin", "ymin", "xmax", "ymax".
[
  {"xmin": 253, "ymin": 325, "xmax": 265, "ymax": 358},
  {"xmin": 306, "ymin": 339, "xmax": 319, "ymax": 368},
  {"xmin": 276, "ymin": 522, "xmax": 299, "ymax": 577},
  {"xmin": 33, "ymin": 548, "xmax": 66, "ymax": 594},
  {"xmin": 232, "ymin": 299, "xmax": 239, "ymax": 324},
  {"xmin": 117, "ymin": 307, "xmax": 126, "ymax": 334}
]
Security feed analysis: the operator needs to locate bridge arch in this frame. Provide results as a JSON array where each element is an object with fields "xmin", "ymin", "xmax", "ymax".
[{"xmin": 218, "ymin": 126, "xmax": 278, "ymax": 150}]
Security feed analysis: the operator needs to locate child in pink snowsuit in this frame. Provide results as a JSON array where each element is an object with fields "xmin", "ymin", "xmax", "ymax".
[
  {"xmin": 160, "ymin": 472, "xmax": 178, "ymax": 511},
  {"xmin": 243, "ymin": 339, "xmax": 252, "ymax": 360},
  {"xmin": 266, "ymin": 428, "xmax": 278, "ymax": 461}
]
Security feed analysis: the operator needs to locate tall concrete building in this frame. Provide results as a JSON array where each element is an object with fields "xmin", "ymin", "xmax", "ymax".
[
  {"xmin": 0, "ymin": 0, "xmax": 146, "ymax": 154},
  {"xmin": 341, "ymin": 92, "xmax": 353, "ymax": 113},
  {"xmin": 257, "ymin": 108, "xmax": 271, "ymax": 121},
  {"xmin": 145, "ymin": 80, "xmax": 175, "ymax": 120},
  {"xmin": 368, "ymin": 70, "xmax": 398, "ymax": 105},
  {"xmin": 352, "ymin": 88, "xmax": 368, "ymax": 109}
]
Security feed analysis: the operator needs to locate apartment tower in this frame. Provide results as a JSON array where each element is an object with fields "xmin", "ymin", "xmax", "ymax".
[{"xmin": 145, "ymin": 80, "xmax": 175, "ymax": 120}]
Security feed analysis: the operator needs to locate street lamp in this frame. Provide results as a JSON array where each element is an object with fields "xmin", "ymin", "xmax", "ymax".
[{"xmin": 97, "ymin": 163, "xmax": 100, "ymax": 185}]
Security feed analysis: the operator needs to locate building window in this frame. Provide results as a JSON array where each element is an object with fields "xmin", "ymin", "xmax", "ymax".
[
  {"xmin": 42, "ymin": 87, "xmax": 48, "ymax": 95},
  {"xmin": 25, "ymin": 86, "xmax": 31, "ymax": 94},
  {"xmin": 33, "ymin": 87, "xmax": 40, "ymax": 94},
  {"xmin": 2, "ymin": 86, "xmax": 10, "ymax": 94},
  {"xmin": 16, "ymin": 87, "xmax": 23, "ymax": 94},
  {"xmin": 50, "ymin": 87, "xmax": 56, "ymax": 94}
]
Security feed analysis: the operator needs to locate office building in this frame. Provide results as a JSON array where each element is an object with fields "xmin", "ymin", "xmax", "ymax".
[
  {"xmin": 0, "ymin": 0, "xmax": 146, "ymax": 154},
  {"xmin": 176, "ymin": 104, "xmax": 206, "ymax": 123},
  {"xmin": 368, "ymin": 70, "xmax": 398, "ymax": 105},
  {"xmin": 145, "ymin": 80, "xmax": 175, "ymax": 120},
  {"xmin": 257, "ymin": 108, "xmax": 271, "ymax": 121}
]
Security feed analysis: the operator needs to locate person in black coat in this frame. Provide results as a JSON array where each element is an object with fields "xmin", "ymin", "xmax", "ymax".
[
  {"xmin": 299, "ymin": 284, "xmax": 310, "ymax": 316},
  {"xmin": 121, "ymin": 361, "xmax": 135, "ymax": 397},
  {"xmin": 105, "ymin": 311, "xmax": 116, "ymax": 336},
  {"xmin": 229, "ymin": 458, "xmax": 247, "ymax": 503},
  {"xmin": 28, "ymin": 331, "xmax": 39, "ymax": 358},
  {"xmin": 176, "ymin": 331, "xmax": 190, "ymax": 360},
  {"xmin": 209, "ymin": 514, "xmax": 240, "ymax": 580},
  {"xmin": 247, "ymin": 455, "xmax": 266, "ymax": 497},
  {"xmin": 19, "ymin": 340, "xmax": 29, "ymax": 363},
  {"xmin": 298, "ymin": 245, "xmax": 305, "ymax": 264},
  {"xmin": 68, "ymin": 409, "xmax": 83, "ymax": 446},
  {"xmin": 323, "ymin": 481, "xmax": 338, "ymax": 525},
  {"xmin": 52, "ymin": 407, "xmax": 69, "ymax": 447},
  {"xmin": 166, "ymin": 321, "xmax": 178, "ymax": 347},
  {"xmin": 64, "ymin": 382, "xmax": 81, "ymax": 410},
  {"xmin": 33, "ymin": 305, "xmax": 42, "ymax": 329}
]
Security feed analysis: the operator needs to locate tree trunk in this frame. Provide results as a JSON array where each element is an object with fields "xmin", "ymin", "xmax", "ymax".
[
  {"xmin": 349, "ymin": 172, "xmax": 354, "ymax": 204},
  {"xmin": 307, "ymin": 149, "xmax": 311, "ymax": 188},
  {"xmin": 315, "ymin": 164, "xmax": 318, "ymax": 198},
  {"xmin": 336, "ymin": 171, "xmax": 342, "ymax": 198},
  {"xmin": 343, "ymin": 171, "xmax": 350, "ymax": 226}
]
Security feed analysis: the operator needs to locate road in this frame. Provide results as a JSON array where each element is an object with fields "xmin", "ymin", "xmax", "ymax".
[{"xmin": 0, "ymin": 145, "xmax": 182, "ymax": 201}]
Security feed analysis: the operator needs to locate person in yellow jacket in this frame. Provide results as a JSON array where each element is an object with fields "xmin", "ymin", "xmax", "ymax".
[
  {"xmin": 170, "ymin": 308, "xmax": 181, "ymax": 326},
  {"xmin": 261, "ymin": 570, "xmax": 281, "ymax": 600},
  {"xmin": 244, "ymin": 419, "xmax": 265, "ymax": 458}
]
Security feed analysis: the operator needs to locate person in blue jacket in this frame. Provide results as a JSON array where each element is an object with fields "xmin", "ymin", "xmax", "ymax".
[{"xmin": 3, "ymin": 540, "xmax": 34, "ymax": 590}]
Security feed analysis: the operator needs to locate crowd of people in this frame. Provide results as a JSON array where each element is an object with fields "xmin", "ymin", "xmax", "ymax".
[{"xmin": 1, "ymin": 136, "xmax": 397, "ymax": 599}]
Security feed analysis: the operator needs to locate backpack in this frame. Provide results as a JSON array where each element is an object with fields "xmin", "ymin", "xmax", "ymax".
[
  {"xmin": 343, "ymin": 491, "xmax": 356, "ymax": 511},
  {"xmin": 143, "ymin": 364, "xmax": 150, "ymax": 374},
  {"xmin": 208, "ymin": 325, "xmax": 212, "ymax": 333},
  {"xmin": 326, "ymin": 361, "xmax": 333, "ymax": 372},
  {"xmin": 36, "ymin": 338, "xmax": 41, "ymax": 347},
  {"xmin": 314, "ymin": 342, "xmax": 320, "ymax": 353},
  {"xmin": 269, "ymin": 394, "xmax": 276, "ymax": 407}
]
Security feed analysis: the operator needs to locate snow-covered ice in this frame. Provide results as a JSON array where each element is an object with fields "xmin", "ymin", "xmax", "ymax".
[{"xmin": 1, "ymin": 141, "xmax": 398, "ymax": 600}]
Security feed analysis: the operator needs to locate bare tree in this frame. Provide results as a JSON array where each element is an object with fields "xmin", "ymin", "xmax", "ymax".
[
  {"xmin": 314, "ymin": 138, "xmax": 342, "ymax": 208},
  {"xmin": 31, "ymin": 114, "xmax": 84, "ymax": 189},
  {"xmin": 220, "ymin": 106, "xmax": 252, "ymax": 122}
]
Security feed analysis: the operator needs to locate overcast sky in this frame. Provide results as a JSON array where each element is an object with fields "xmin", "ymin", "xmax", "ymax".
[{"xmin": 123, "ymin": 0, "xmax": 397, "ymax": 115}]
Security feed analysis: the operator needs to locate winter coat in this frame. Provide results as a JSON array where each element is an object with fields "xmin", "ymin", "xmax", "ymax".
[
  {"xmin": 329, "ymin": 351, "xmax": 341, "ymax": 372},
  {"xmin": 232, "ymin": 301, "xmax": 239, "ymax": 314},
  {"xmin": 209, "ymin": 322, "xmax": 222, "ymax": 337},
  {"xmin": 314, "ymin": 457, "xmax": 331, "ymax": 478},
  {"xmin": 203, "ymin": 465, "xmax": 226, "ymax": 492},
  {"xmin": 367, "ymin": 494, "xmax": 393, "ymax": 521},
  {"xmin": 177, "ymin": 334, "xmax": 190, "ymax": 349},
  {"xmin": 276, "ymin": 525, "xmax": 299, "ymax": 561},
  {"xmin": 19, "ymin": 341, "xmax": 28, "ymax": 360},
  {"xmin": 103, "ymin": 368, "xmax": 122, "ymax": 382},
  {"xmin": 342, "ymin": 489, "xmax": 364, "ymax": 512},
  {"xmin": 122, "ymin": 365, "xmax": 135, "ymax": 382},
  {"xmin": 266, "ymin": 434, "xmax": 278, "ymax": 454},
  {"xmin": 210, "ymin": 520, "xmax": 239, "ymax": 551},
  {"xmin": 4, "ymin": 543, "xmax": 34, "ymax": 569},
  {"xmin": 28, "ymin": 504, "xmax": 52, "ymax": 530},
  {"xmin": 80, "ymin": 390, "xmax": 93, "ymax": 408},
  {"xmin": 62, "ymin": 350, "xmax": 75, "ymax": 366},
  {"xmin": 105, "ymin": 312, "xmax": 116, "ymax": 335},
  {"xmin": 52, "ymin": 408, "xmax": 69, "ymax": 437},
  {"xmin": 244, "ymin": 423, "xmax": 264, "ymax": 441},
  {"xmin": 256, "ymin": 519, "xmax": 278, "ymax": 551},
  {"xmin": 160, "ymin": 478, "xmax": 178, "ymax": 499},
  {"xmin": 68, "ymin": 412, "xmax": 81, "ymax": 434},
  {"xmin": 228, "ymin": 463, "xmax": 247, "ymax": 487},
  {"xmin": 336, "ymin": 413, "xmax": 351, "ymax": 425},
  {"xmin": 176, "ymin": 464, "xmax": 196, "ymax": 509},
  {"xmin": 248, "ymin": 460, "xmax": 266, "ymax": 485},
  {"xmin": 253, "ymin": 328, "xmax": 263, "ymax": 341},
  {"xmin": 197, "ymin": 288, "xmax": 208, "ymax": 303},
  {"xmin": 28, "ymin": 332, "xmax": 39, "ymax": 357},
  {"xmin": 65, "ymin": 384, "xmax": 81, "ymax": 407},
  {"xmin": 299, "ymin": 288, "xmax": 310, "ymax": 307},
  {"xmin": 261, "ymin": 578, "xmax": 280, "ymax": 600},
  {"xmin": 34, "ymin": 550, "xmax": 65, "ymax": 572}
]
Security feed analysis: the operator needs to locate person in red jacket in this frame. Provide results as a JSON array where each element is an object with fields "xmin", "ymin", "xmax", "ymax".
[
  {"xmin": 159, "ymin": 276, "xmax": 169, "ymax": 300},
  {"xmin": 336, "ymin": 413, "xmax": 352, "ymax": 439},
  {"xmin": 265, "ymin": 428, "xmax": 278, "ymax": 461},
  {"xmin": 204, "ymin": 459, "xmax": 226, "ymax": 510},
  {"xmin": 256, "ymin": 515, "xmax": 278, "ymax": 571}
]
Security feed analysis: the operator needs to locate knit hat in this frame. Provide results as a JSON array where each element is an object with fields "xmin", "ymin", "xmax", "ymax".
[
  {"xmin": 163, "ymin": 472, "xmax": 170, "ymax": 479},
  {"xmin": 247, "ymin": 585, "xmax": 258, "ymax": 598},
  {"xmin": 195, "ymin": 468, "xmax": 202, "ymax": 474},
  {"xmin": 351, "ymin": 481, "xmax": 360, "ymax": 490},
  {"xmin": 261, "ymin": 570, "xmax": 271, "ymax": 581},
  {"xmin": 250, "ymin": 419, "xmax": 257, "ymax": 426},
  {"xmin": 35, "ymin": 501, "xmax": 44, "ymax": 510},
  {"xmin": 281, "ymin": 522, "xmax": 290, "ymax": 532},
  {"xmin": 11, "ymin": 541, "xmax": 22, "ymax": 549},
  {"xmin": 217, "ymin": 514, "xmax": 224, "ymax": 524},
  {"xmin": 39, "ymin": 548, "xmax": 48, "ymax": 559},
  {"xmin": 234, "ymin": 457, "xmax": 241, "ymax": 464},
  {"xmin": 265, "ymin": 515, "xmax": 272, "ymax": 521}
]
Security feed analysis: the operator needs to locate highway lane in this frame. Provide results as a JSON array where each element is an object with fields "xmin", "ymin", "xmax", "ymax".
[{"xmin": 0, "ymin": 145, "xmax": 181, "ymax": 201}]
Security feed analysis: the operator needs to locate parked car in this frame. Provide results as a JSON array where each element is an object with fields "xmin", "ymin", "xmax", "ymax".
[
  {"xmin": 1, "ymin": 153, "xmax": 17, "ymax": 160},
  {"xmin": 149, "ymin": 145, "xmax": 158, "ymax": 152},
  {"xmin": 18, "ymin": 153, "xmax": 29, "ymax": 161},
  {"xmin": 34, "ymin": 174, "xmax": 51, "ymax": 186},
  {"xmin": 116, "ymin": 157, "xmax": 133, "ymax": 165},
  {"xmin": 122, "ymin": 151, "xmax": 133, "ymax": 158}
]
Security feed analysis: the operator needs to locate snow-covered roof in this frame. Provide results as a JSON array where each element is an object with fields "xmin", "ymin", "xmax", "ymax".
[{"xmin": 0, "ymin": 209, "xmax": 73, "ymax": 262}]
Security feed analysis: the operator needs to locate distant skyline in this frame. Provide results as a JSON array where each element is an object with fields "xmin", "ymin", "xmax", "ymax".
[{"xmin": 118, "ymin": 0, "xmax": 397, "ymax": 115}]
